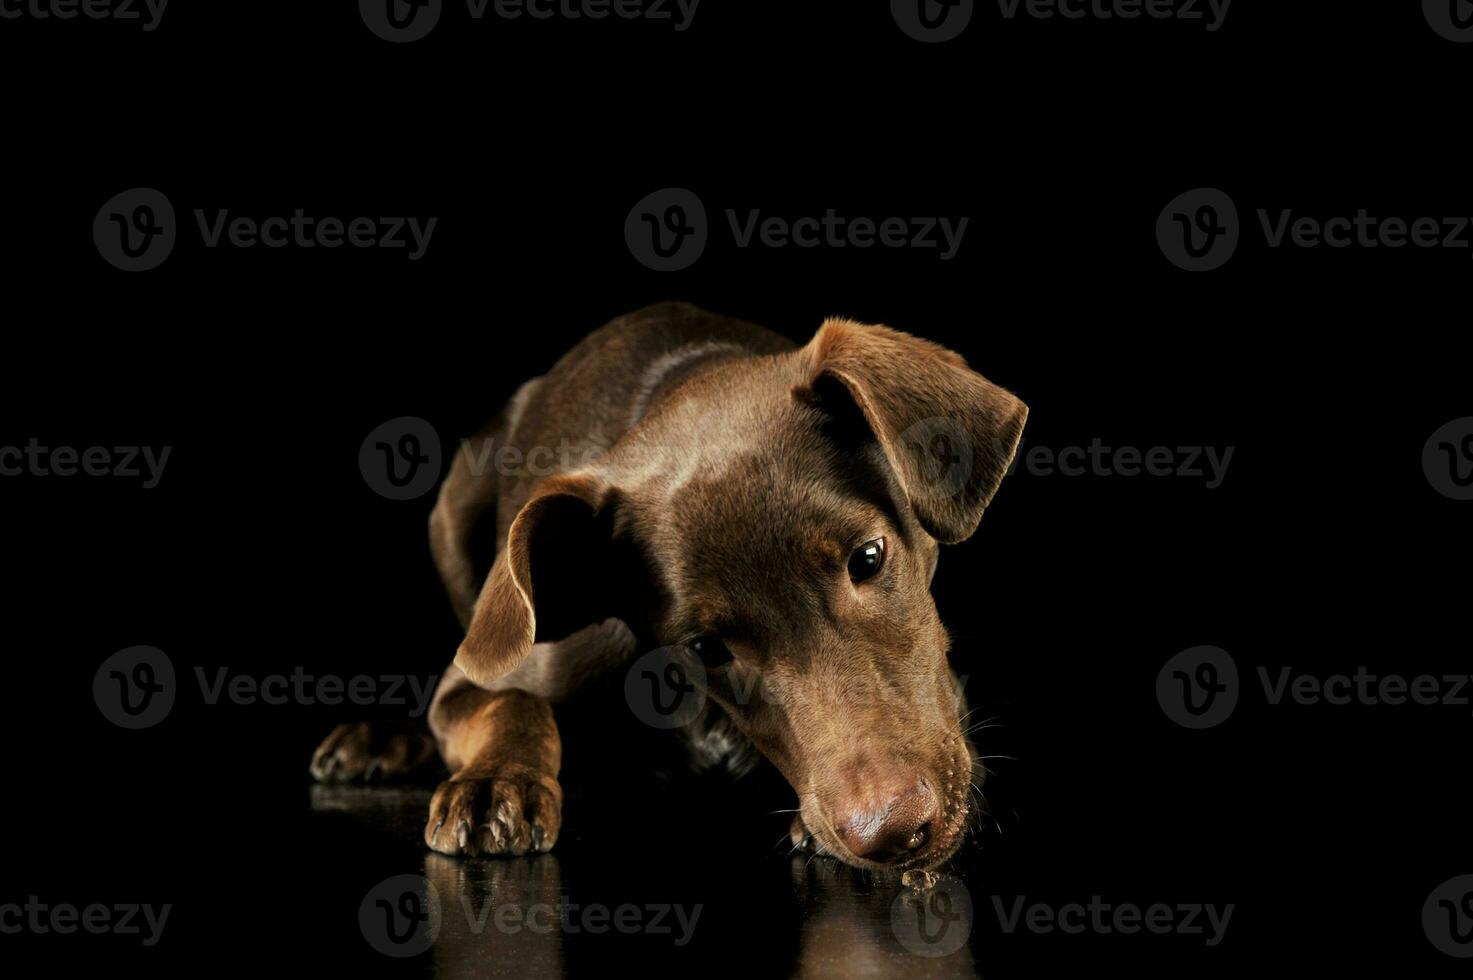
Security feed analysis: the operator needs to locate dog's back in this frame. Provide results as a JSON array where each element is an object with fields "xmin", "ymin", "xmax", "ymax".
[{"xmin": 431, "ymin": 302, "xmax": 792, "ymax": 626}]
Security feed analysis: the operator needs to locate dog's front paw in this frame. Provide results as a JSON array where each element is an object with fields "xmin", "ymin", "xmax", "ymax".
[
  {"xmin": 425, "ymin": 766, "xmax": 562, "ymax": 857},
  {"xmin": 309, "ymin": 722, "xmax": 438, "ymax": 784}
]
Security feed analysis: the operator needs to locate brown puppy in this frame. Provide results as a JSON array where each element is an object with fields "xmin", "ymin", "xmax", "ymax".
[{"xmin": 312, "ymin": 302, "xmax": 1027, "ymax": 873}]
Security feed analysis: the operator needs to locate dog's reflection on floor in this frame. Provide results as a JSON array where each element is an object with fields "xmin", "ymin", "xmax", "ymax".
[
  {"xmin": 422, "ymin": 852, "xmax": 567, "ymax": 979},
  {"xmin": 788, "ymin": 856, "xmax": 980, "ymax": 980},
  {"xmin": 314, "ymin": 784, "xmax": 980, "ymax": 980}
]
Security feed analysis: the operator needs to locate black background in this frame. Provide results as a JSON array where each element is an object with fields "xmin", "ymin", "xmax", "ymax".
[{"xmin": 1, "ymin": 1, "xmax": 1469, "ymax": 976}]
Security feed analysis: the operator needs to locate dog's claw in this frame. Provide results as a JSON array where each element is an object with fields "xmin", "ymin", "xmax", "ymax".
[
  {"xmin": 310, "ymin": 722, "xmax": 438, "ymax": 785},
  {"xmin": 426, "ymin": 769, "xmax": 562, "ymax": 858}
]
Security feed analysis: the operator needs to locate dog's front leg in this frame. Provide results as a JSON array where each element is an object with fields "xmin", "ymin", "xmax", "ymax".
[{"xmin": 424, "ymin": 670, "xmax": 561, "ymax": 856}]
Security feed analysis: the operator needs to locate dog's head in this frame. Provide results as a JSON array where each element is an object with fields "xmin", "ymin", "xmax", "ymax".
[{"xmin": 455, "ymin": 318, "xmax": 1027, "ymax": 871}]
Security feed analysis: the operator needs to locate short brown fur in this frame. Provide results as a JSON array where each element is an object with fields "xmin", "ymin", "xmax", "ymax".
[{"xmin": 312, "ymin": 303, "xmax": 1027, "ymax": 871}]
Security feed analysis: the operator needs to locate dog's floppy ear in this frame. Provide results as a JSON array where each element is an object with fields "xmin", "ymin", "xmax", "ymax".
[
  {"xmin": 454, "ymin": 472, "xmax": 619, "ymax": 687},
  {"xmin": 796, "ymin": 317, "xmax": 1028, "ymax": 544}
]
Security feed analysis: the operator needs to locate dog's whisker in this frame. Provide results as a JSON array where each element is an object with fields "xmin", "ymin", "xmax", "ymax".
[{"xmin": 955, "ymin": 705, "xmax": 988, "ymax": 728}]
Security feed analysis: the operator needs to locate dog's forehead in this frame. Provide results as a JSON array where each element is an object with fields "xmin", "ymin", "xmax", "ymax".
[
  {"xmin": 632, "ymin": 416, "xmax": 876, "ymax": 631},
  {"xmin": 602, "ymin": 356, "xmax": 900, "ymax": 633},
  {"xmin": 610, "ymin": 355, "xmax": 825, "ymax": 499},
  {"xmin": 659, "ymin": 459, "xmax": 863, "ymax": 633}
]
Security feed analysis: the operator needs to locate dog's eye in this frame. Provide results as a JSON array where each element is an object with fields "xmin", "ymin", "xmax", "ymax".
[
  {"xmin": 688, "ymin": 635, "xmax": 733, "ymax": 668},
  {"xmin": 847, "ymin": 537, "xmax": 886, "ymax": 583}
]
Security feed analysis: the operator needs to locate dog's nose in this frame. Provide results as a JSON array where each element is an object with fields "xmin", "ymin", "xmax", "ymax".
[{"xmin": 835, "ymin": 777, "xmax": 938, "ymax": 861}]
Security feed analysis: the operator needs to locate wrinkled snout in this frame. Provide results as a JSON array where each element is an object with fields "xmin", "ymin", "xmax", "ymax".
[{"xmin": 832, "ymin": 773, "xmax": 939, "ymax": 863}]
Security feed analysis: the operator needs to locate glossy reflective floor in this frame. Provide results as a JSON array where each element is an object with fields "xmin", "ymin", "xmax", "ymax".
[{"xmin": 310, "ymin": 783, "xmax": 984, "ymax": 979}]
